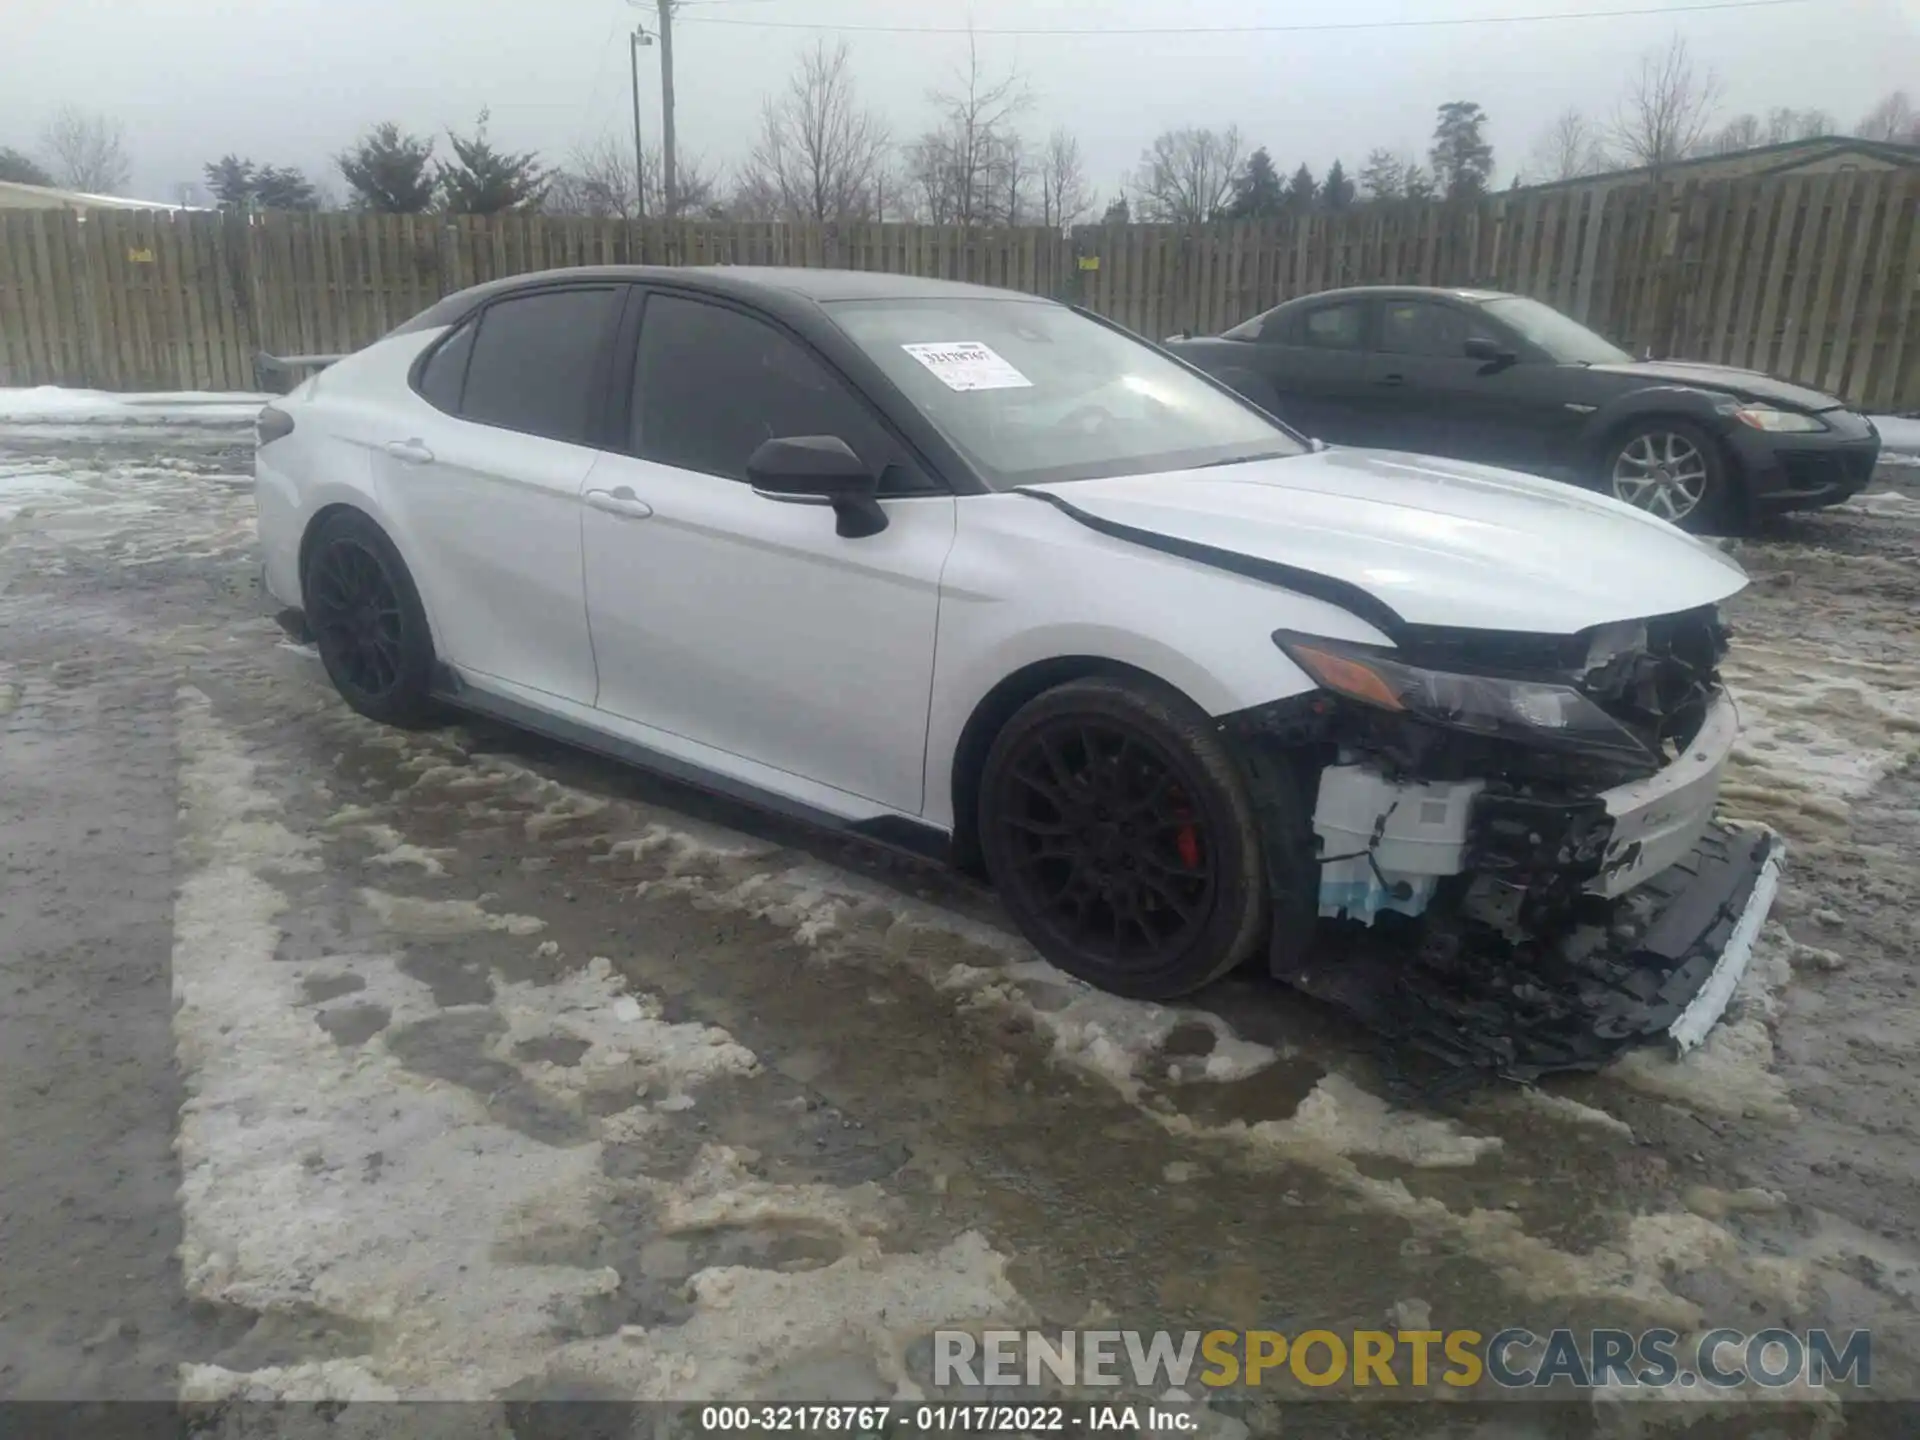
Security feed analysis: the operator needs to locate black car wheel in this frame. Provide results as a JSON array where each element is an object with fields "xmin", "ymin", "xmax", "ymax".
[
  {"xmin": 978, "ymin": 676, "xmax": 1270, "ymax": 1000},
  {"xmin": 1604, "ymin": 419, "xmax": 1729, "ymax": 531},
  {"xmin": 303, "ymin": 510, "xmax": 440, "ymax": 728}
]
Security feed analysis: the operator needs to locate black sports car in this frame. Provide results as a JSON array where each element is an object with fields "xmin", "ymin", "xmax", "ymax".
[{"xmin": 1164, "ymin": 286, "xmax": 1881, "ymax": 531}]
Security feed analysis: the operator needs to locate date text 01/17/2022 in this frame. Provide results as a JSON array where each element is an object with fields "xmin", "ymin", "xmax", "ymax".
[{"xmin": 696, "ymin": 1402, "xmax": 1198, "ymax": 1432}]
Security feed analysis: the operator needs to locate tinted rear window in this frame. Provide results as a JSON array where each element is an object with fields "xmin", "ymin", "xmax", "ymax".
[{"xmin": 459, "ymin": 287, "xmax": 620, "ymax": 444}]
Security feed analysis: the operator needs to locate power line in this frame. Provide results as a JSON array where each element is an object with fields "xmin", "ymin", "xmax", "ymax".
[
  {"xmin": 578, "ymin": 0, "xmax": 629, "ymax": 134},
  {"xmin": 674, "ymin": 0, "xmax": 1809, "ymax": 36}
]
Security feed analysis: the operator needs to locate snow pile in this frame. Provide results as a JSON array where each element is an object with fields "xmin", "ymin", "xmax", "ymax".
[
  {"xmin": 1608, "ymin": 922, "xmax": 1797, "ymax": 1121},
  {"xmin": 0, "ymin": 452, "xmax": 258, "ymax": 568},
  {"xmin": 1233, "ymin": 1073, "xmax": 1503, "ymax": 1168},
  {"xmin": 1845, "ymin": 490, "xmax": 1918, "ymax": 514},
  {"xmin": 0, "ymin": 386, "xmax": 269, "ymax": 428},
  {"xmin": 1869, "ymin": 413, "xmax": 1920, "ymax": 464},
  {"xmin": 1720, "ymin": 644, "xmax": 1920, "ymax": 837}
]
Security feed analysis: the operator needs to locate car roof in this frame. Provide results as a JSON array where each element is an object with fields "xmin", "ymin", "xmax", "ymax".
[
  {"xmin": 1279, "ymin": 285, "xmax": 1518, "ymax": 306},
  {"xmin": 391, "ymin": 264, "xmax": 1046, "ymax": 334}
]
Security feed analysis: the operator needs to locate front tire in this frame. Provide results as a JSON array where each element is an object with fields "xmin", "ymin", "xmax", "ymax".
[
  {"xmin": 977, "ymin": 676, "xmax": 1269, "ymax": 1000},
  {"xmin": 1602, "ymin": 418, "xmax": 1732, "ymax": 533},
  {"xmin": 302, "ymin": 510, "xmax": 440, "ymax": 728}
]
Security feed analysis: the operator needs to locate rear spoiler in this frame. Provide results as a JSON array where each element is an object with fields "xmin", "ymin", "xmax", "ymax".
[{"xmin": 253, "ymin": 350, "xmax": 346, "ymax": 394}]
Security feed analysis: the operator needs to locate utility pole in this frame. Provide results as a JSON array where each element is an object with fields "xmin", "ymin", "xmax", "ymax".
[
  {"xmin": 628, "ymin": 23, "xmax": 652, "ymax": 220},
  {"xmin": 655, "ymin": 0, "xmax": 677, "ymax": 217}
]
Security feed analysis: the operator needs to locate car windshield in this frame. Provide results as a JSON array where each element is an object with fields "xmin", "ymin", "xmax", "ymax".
[
  {"xmin": 825, "ymin": 297, "xmax": 1304, "ymax": 488},
  {"xmin": 1478, "ymin": 296, "xmax": 1633, "ymax": 365}
]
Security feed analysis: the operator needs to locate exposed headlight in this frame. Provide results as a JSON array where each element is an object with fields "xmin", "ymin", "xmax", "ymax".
[
  {"xmin": 1274, "ymin": 632, "xmax": 1655, "ymax": 763},
  {"xmin": 1732, "ymin": 406, "xmax": 1826, "ymax": 433}
]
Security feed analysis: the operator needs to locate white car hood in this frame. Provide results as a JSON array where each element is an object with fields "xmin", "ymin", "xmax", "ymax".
[{"xmin": 1023, "ymin": 447, "xmax": 1748, "ymax": 637}]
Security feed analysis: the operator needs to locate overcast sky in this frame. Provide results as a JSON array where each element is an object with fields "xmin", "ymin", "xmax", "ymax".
[{"xmin": 5, "ymin": 0, "xmax": 1916, "ymax": 204}]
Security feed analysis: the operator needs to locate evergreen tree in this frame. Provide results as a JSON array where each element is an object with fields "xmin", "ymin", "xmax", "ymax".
[
  {"xmin": 337, "ymin": 122, "xmax": 436, "ymax": 213},
  {"xmin": 1321, "ymin": 158, "xmax": 1356, "ymax": 209},
  {"xmin": 1430, "ymin": 101, "xmax": 1494, "ymax": 200},
  {"xmin": 1100, "ymin": 192, "xmax": 1131, "ymax": 224},
  {"xmin": 1403, "ymin": 164, "xmax": 1437, "ymax": 201},
  {"xmin": 203, "ymin": 154, "xmax": 256, "ymax": 209},
  {"xmin": 1283, "ymin": 162, "xmax": 1317, "ymax": 211},
  {"xmin": 437, "ymin": 110, "xmax": 547, "ymax": 214},
  {"xmin": 1225, "ymin": 146, "xmax": 1285, "ymax": 218},
  {"xmin": 254, "ymin": 165, "xmax": 319, "ymax": 211},
  {"xmin": 0, "ymin": 146, "xmax": 54, "ymax": 186}
]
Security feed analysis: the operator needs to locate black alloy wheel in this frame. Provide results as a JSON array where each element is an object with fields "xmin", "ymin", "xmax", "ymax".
[
  {"xmin": 302, "ymin": 511, "xmax": 439, "ymax": 727},
  {"xmin": 979, "ymin": 677, "xmax": 1271, "ymax": 1000}
]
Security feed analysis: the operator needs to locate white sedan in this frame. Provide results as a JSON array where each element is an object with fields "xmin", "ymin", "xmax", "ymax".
[{"xmin": 254, "ymin": 266, "xmax": 1777, "ymax": 1060}]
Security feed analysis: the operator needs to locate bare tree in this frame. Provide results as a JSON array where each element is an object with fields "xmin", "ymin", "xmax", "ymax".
[
  {"xmin": 551, "ymin": 133, "xmax": 716, "ymax": 219},
  {"xmin": 994, "ymin": 133, "xmax": 1034, "ymax": 225},
  {"xmin": 1761, "ymin": 106, "xmax": 1833, "ymax": 144},
  {"xmin": 738, "ymin": 39, "xmax": 890, "ymax": 224},
  {"xmin": 39, "ymin": 107, "xmax": 132, "ymax": 194},
  {"xmin": 551, "ymin": 134, "xmax": 638, "ymax": 217},
  {"xmin": 1611, "ymin": 35, "xmax": 1721, "ymax": 175},
  {"xmin": 1131, "ymin": 125, "xmax": 1244, "ymax": 224},
  {"xmin": 1039, "ymin": 127, "xmax": 1093, "ymax": 229},
  {"xmin": 908, "ymin": 31, "xmax": 1030, "ymax": 226},
  {"xmin": 1703, "ymin": 113, "xmax": 1764, "ymax": 155},
  {"xmin": 1528, "ymin": 108, "xmax": 1610, "ymax": 181},
  {"xmin": 1857, "ymin": 89, "xmax": 1919, "ymax": 143}
]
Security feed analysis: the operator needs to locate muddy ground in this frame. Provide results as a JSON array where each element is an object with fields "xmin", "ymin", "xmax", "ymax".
[{"xmin": 2, "ymin": 412, "xmax": 1918, "ymax": 1438}]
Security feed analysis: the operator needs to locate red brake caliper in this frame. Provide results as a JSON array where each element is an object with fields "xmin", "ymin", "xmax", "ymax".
[{"xmin": 1172, "ymin": 793, "xmax": 1201, "ymax": 870}]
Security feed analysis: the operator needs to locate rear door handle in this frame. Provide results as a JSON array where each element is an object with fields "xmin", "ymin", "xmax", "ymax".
[
  {"xmin": 384, "ymin": 439, "xmax": 435, "ymax": 464},
  {"xmin": 584, "ymin": 487, "xmax": 654, "ymax": 520},
  {"xmin": 1375, "ymin": 374, "xmax": 1406, "ymax": 387}
]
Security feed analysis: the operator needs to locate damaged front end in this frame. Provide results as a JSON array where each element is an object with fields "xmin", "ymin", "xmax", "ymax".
[{"xmin": 1230, "ymin": 607, "xmax": 1784, "ymax": 1081}]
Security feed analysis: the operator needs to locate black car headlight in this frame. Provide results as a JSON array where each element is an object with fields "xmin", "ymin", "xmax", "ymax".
[{"xmin": 1274, "ymin": 631, "xmax": 1656, "ymax": 764}]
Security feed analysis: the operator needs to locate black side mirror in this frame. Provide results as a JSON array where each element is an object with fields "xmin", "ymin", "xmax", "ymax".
[
  {"xmin": 747, "ymin": 435, "xmax": 888, "ymax": 538},
  {"xmin": 1463, "ymin": 335, "xmax": 1517, "ymax": 367}
]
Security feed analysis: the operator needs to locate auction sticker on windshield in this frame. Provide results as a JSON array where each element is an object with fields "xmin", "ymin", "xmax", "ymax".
[{"xmin": 901, "ymin": 341, "xmax": 1034, "ymax": 391}]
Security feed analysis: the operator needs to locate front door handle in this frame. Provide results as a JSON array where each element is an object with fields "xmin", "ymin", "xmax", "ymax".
[
  {"xmin": 584, "ymin": 487, "xmax": 654, "ymax": 520},
  {"xmin": 1375, "ymin": 373, "xmax": 1406, "ymax": 387},
  {"xmin": 384, "ymin": 438, "xmax": 435, "ymax": 464}
]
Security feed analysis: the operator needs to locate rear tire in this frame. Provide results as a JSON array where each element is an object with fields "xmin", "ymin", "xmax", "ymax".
[
  {"xmin": 1600, "ymin": 418, "xmax": 1734, "ymax": 533},
  {"xmin": 302, "ymin": 510, "xmax": 440, "ymax": 729},
  {"xmin": 977, "ymin": 676, "xmax": 1270, "ymax": 1000}
]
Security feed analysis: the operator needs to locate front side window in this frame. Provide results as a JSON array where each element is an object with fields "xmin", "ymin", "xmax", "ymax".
[
  {"xmin": 1302, "ymin": 302, "xmax": 1366, "ymax": 351},
  {"xmin": 458, "ymin": 287, "xmax": 620, "ymax": 444},
  {"xmin": 1477, "ymin": 296, "xmax": 1631, "ymax": 365},
  {"xmin": 827, "ymin": 297, "xmax": 1304, "ymax": 489},
  {"xmin": 1380, "ymin": 301, "xmax": 1474, "ymax": 357},
  {"xmin": 632, "ymin": 293, "xmax": 907, "ymax": 487}
]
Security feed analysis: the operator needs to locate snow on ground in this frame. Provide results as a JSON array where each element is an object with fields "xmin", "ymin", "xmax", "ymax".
[
  {"xmin": 0, "ymin": 387, "xmax": 269, "ymax": 427},
  {"xmin": 0, "ymin": 452, "xmax": 257, "ymax": 568},
  {"xmin": 170, "ymin": 689, "xmax": 1021, "ymax": 1400},
  {"xmin": 11, "ymin": 389, "xmax": 1916, "ymax": 1401},
  {"xmin": 380, "ymin": 737, "xmax": 1787, "ymax": 1332},
  {"xmin": 1870, "ymin": 413, "xmax": 1920, "ymax": 462}
]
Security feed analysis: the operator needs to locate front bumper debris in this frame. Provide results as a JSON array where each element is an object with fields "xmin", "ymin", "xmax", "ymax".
[{"xmin": 1283, "ymin": 823, "xmax": 1783, "ymax": 1082}]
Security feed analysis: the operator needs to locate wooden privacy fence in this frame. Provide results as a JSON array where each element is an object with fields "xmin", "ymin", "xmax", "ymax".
[
  {"xmin": 1, "ymin": 170, "xmax": 1916, "ymax": 410},
  {"xmin": 1074, "ymin": 170, "xmax": 1920, "ymax": 412}
]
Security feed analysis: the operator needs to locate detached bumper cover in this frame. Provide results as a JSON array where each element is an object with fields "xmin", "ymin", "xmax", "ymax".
[
  {"xmin": 1465, "ymin": 689, "xmax": 1740, "ymax": 900},
  {"xmin": 1285, "ymin": 823, "xmax": 1784, "ymax": 1081},
  {"xmin": 1590, "ymin": 687, "xmax": 1740, "ymax": 896}
]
